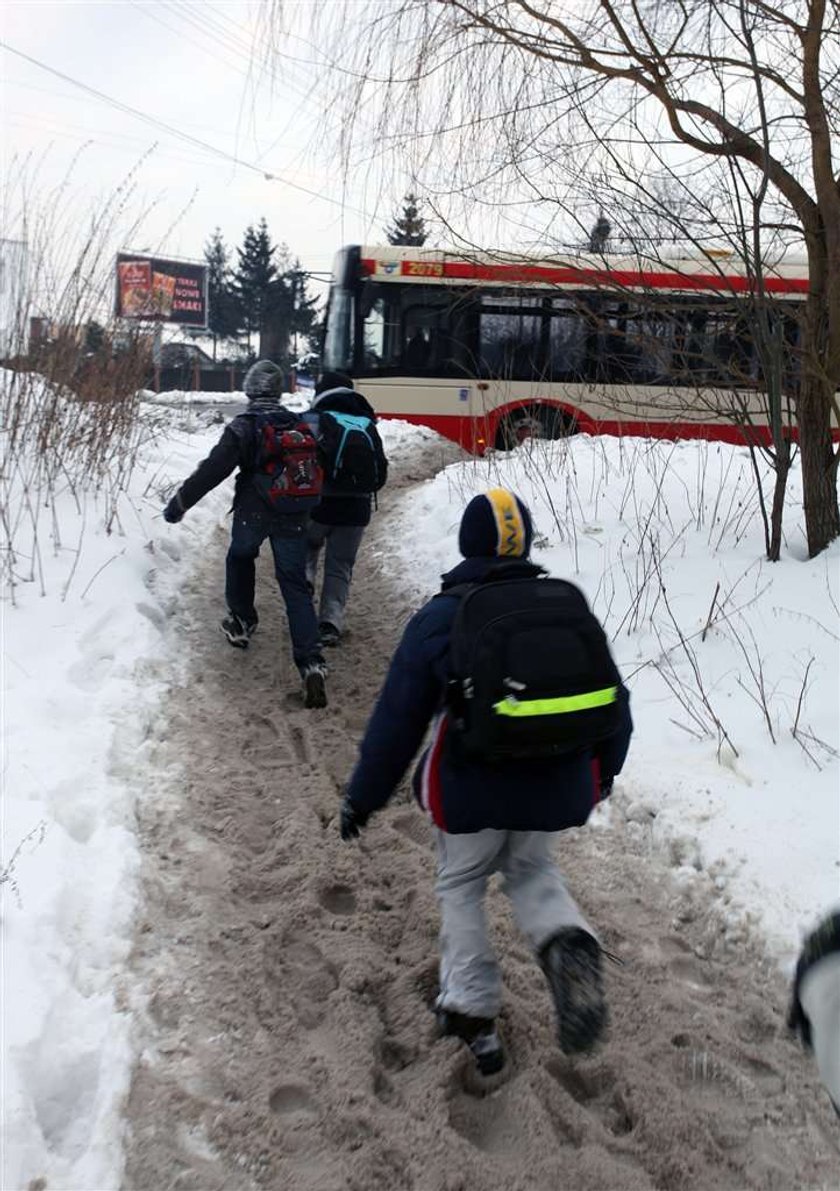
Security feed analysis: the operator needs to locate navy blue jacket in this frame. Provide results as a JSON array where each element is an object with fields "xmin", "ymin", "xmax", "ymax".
[
  {"xmin": 345, "ymin": 557, "xmax": 633, "ymax": 834},
  {"xmin": 309, "ymin": 386, "xmax": 384, "ymax": 528},
  {"xmin": 170, "ymin": 398, "xmax": 316, "ymax": 516}
]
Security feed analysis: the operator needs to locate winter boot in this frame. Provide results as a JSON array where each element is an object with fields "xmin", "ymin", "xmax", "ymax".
[
  {"xmin": 438, "ymin": 1009, "xmax": 506, "ymax": 1076},
  {"xmin": 221, "ymin": 613, "xmax": 257, "ymax": 649},
  {"xmin": 318, "ymin": 621, "xmax": 341, "ymax": 648},
  {"xmin": 540, "ymin": 928, "xmax": 607, "ymax": 1055},
  {"xmin": 302, "ymin": 661, "xmax": 328, "ymax": 709}
]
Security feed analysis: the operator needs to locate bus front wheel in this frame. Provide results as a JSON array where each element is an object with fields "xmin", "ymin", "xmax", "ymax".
[{"xmin": 494, "ymin": 406, "xmax": 577, "ymax": 450}]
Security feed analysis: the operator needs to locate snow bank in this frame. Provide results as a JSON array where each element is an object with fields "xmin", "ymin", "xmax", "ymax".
[{"xmin": 2, "ymin": 409, "xmax": 230, "ymax": 1190}]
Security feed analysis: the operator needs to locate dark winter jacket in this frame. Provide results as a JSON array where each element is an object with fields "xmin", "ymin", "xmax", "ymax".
[
  {"xmin": 167, "ymin": 397, "xmax": 317, "ymax": 519},
  {"xmin": 345, "ymin": 557, "xmax": 633, "ymax": 834},
  {"xmin": 310, "ymin": 386, "xmax": 386, "ymax": 528}
]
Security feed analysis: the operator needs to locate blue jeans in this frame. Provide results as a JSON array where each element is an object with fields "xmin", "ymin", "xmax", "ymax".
[{"xmin": 225, "ymin": 505, "xmax": 322, "ymax": 673}]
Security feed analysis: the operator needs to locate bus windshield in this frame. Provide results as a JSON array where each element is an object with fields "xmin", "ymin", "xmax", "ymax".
[{"xmin": 322, "ymin": 286, "xmax": 353, "ymax": 373}]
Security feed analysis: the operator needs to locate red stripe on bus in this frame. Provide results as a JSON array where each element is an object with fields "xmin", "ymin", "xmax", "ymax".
[
  {"xmin": 360, "ymin": 256, "xmax": 807, "ymax": 294},
  {"xmin": 377, "ymin": 410, "xmax": 839, "ymax": 455}
]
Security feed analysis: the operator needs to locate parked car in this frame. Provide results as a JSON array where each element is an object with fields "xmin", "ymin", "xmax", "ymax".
[{"xmin": 159, "ymin": 342, "xmax": 214, "ymax": 367}]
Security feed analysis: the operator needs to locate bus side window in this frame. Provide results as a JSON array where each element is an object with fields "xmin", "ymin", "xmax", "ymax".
[
  {"xmin": 547, "ymin": 298, "xmax": 587, "ymax": 381},
  {"xmin": 479, "ymin": 304, "xmax": 541, "ymax": 379},
  {"xmin": 708, "ymin": 310, "xmax": 756, "ymax": 387},
  {"xmin": 621, "ymin": 303, "xmax": 675, "ymax": 385}
]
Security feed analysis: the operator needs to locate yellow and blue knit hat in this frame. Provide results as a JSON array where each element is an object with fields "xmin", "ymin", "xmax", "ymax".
[{"xmin": 458, "ymin": 489, "xmax": 533, "ymax": 559}]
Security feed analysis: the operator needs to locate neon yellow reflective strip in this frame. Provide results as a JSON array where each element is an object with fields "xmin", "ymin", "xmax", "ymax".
[
  {"xmin": 487, "ymin": 488, "xmax": 526, "ymax": 557},
  {"xmin": 493, "ymin": 687, "xmax": 618, "ymax": 717}
]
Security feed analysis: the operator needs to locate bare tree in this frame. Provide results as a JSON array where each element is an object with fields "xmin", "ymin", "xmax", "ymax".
[
  {"xmin": 271, "ymin": 0, "xmax": 840, "ymax": 557},
  {"xmin": 564, "ymin": 150, "xmax": 798, "ymax": 561}
]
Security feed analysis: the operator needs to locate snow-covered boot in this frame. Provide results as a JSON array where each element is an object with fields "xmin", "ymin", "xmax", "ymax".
[
  {"xmin": 318, "ymin": 621, "xmax": 341, "ymax": 648},
  {"xmin": 221, "ymin": 613, "xmax": 257, "ymax": 649},
  {"xmin": 302, "ymin": 661, "xmax": 328, "ymax": 709},
  {"xmin": 438, "ymin": 1009, "xmax": 505, "ymax": 1076},
  {"xmin": 540, "ymin": 927, "xmax": 607, "ymax": 1055}
]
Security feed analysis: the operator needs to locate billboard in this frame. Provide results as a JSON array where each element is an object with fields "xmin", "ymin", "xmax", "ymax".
[{"xmin": 115, "ymin": 253, "xmax": 208, "ymax": 327}]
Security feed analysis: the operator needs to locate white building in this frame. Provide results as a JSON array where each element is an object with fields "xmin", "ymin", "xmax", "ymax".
[{"xmin": 0, "ymin": 238, "xmax": 28, "ymax": 356}]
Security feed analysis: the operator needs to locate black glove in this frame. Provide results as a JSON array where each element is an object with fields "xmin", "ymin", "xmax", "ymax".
[
  {"xmin": 163, "ymin": 496, "xmax": 184, "ymax": 524},
  {"xmin": 339, "ymin": 795, "xmax": 369, "ymax": 841}
]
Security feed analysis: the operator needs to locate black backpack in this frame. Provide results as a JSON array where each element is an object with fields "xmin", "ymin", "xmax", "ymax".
[
  {"xmin": 248, "ymin": 409, "xmax": 323, "ymax": 513},
  {"xmin": 446, "ymin": 571, "xmax": 622, "ymax": 762},
  {"xmin": 317, "ymin": 410, "xmax": 388, "ymax": 494}
]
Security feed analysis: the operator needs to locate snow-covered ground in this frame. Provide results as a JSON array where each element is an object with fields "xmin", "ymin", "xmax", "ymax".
[
  {"xmin": 3, "ymin": 407, "xmax": 838, "ymax": 1189},
  {"xmin": 141, "ymin": 389, "xmax": 247, "ymax": 407},
  {"xmin": 143, "ymin": 384, "xmax": 313, "ymax": 413}
]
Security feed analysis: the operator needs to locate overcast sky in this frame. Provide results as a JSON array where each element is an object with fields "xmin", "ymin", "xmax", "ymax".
[{"xmin": 1, "ymin": 0, "xmax": 403, "ymax": 287}]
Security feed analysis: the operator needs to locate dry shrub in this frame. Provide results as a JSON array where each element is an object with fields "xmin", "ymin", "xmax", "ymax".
[{"xmin": 1, "ymin": 151, "xmax": 166, "ymax": 600}]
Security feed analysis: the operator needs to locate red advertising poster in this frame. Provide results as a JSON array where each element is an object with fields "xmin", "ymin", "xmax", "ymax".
[
  {"xmin": 115, "ymin": 253, "xmax": 208, "ymax": 327},
  {"xmin": 117, "ymin": 259, "xmax": 152, "ymax": 317}
]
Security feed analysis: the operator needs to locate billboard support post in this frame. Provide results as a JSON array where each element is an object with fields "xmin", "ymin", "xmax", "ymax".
[{"xmin": 152, "ymin": 320, "xmax": 163, "ymax": 392}]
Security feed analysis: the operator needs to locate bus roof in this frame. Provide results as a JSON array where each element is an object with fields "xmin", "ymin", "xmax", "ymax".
[{"xmin": 354, "ymin": 244, "xmax": 809, "ymax": 296}]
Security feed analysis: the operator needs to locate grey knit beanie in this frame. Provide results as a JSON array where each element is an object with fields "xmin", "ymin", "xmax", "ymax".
[{"xmin": 243, "ymin": 359, "xmax": 283, "ymax": 399}]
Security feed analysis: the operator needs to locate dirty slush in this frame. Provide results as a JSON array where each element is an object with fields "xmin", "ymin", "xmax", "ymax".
[{"xmin": 124, "ymin": 437, "xmax": 839, "ymax": 1191}]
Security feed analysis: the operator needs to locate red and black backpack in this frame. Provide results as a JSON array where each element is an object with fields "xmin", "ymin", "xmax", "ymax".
[{"xmin": 248, "ymin": 410, "xmax": 323, "ymax": 513}]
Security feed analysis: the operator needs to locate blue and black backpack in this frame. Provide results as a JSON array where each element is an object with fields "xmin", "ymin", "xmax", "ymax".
[{"xmin": 317, "ymin": 410, "xmax": 388, "ymax": 495}]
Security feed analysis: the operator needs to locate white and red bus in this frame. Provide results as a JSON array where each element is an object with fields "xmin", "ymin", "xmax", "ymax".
[{"xmin": 321, "ymin": 244, "xmax": 816, "ymax": 453}]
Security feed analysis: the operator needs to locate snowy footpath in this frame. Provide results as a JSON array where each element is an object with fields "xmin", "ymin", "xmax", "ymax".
[{"xmin": 3, "ymin": 410, "xmax": 839, "ymax": 1189}]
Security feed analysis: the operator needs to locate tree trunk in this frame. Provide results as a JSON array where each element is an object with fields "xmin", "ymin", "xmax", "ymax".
[
  {"xmin": 797, "ymin": 371, "xmax": 840, "ymax": 555},
  {"xmin": 769, "ymin": 441, "xmax": 791, "ymax": 563},
  {"xmin": 798, "ymin": 276, "xmax": 840, "ymax": 556}
]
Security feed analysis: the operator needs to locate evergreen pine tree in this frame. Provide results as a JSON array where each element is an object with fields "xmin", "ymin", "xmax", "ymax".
[
  {"xmin": 284, "ymin": 257, "xmax": 320, "ymax": 360},
  {"xmin": 204, "ymin": 228, "xmax": 241, "ymax": 358},
  {"xmin": 235, "ymin": 218, "xmax": 278, "ymax": 355},
  {"xmin": 385, "ymin": 192, "xmax": 429, "ymax": 246}
]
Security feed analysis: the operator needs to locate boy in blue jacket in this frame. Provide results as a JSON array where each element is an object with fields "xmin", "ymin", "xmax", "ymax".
[{"xmin": 339, "ymin": 489, "xmax": 632, "ymax": 1075}]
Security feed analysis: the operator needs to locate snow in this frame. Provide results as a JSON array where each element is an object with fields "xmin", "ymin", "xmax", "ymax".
[
  {"xmin": 3, "ymin": 407, "xmax": 233, "ymax": 1191},
  {"xmin": 2, "ymin": 407, "xmax": 839, "ymax": 1189},
  {"xmin": 143, "ymin": 384, "xmax": 313, "ymax": 412},
  {"xmin": 143, "ymin": 388, "xmax": 248, "ymax": 407}
]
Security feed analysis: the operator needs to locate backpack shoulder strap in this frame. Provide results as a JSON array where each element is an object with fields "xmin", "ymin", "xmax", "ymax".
[{"xmin": 434, "ymin": 582, "xmax": 474, "ymax": 603}]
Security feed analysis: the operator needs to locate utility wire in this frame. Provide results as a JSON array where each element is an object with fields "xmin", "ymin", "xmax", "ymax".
[{"xmin": 0, "ymin": 39, "xmax": 376, "ymax": 222}]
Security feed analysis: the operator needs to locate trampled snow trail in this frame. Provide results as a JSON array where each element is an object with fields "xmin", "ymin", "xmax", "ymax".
[{"xmin": 124, "ymin": 436, "xmax": 839, "ymax": 1191}]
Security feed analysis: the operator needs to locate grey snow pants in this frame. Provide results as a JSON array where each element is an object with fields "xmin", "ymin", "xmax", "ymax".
[
  {"xmin": 305, "ymin": 521, "xmax": 366, "ymax": 632},
  {"xmin": 434, "ymin": 827, "xmax": 593, "ymax": 1019}
]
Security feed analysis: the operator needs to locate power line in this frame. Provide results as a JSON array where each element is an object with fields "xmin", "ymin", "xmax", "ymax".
[{"xmin": 0, "ymin": 39, "xmax": 376, "ymax": 221}]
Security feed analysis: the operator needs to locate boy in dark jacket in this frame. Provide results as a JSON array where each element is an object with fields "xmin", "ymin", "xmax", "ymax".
[
  {"xmin": 306, "ymin": 371, "xmax": 387, "ymax": 647},
  {"xmin": 339, "ymin": 489, "xmax": 632, "ymax": 1074},
  {"xmin": 162, "ymin": 359, "xmax": 328, "ymax": 709}
]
